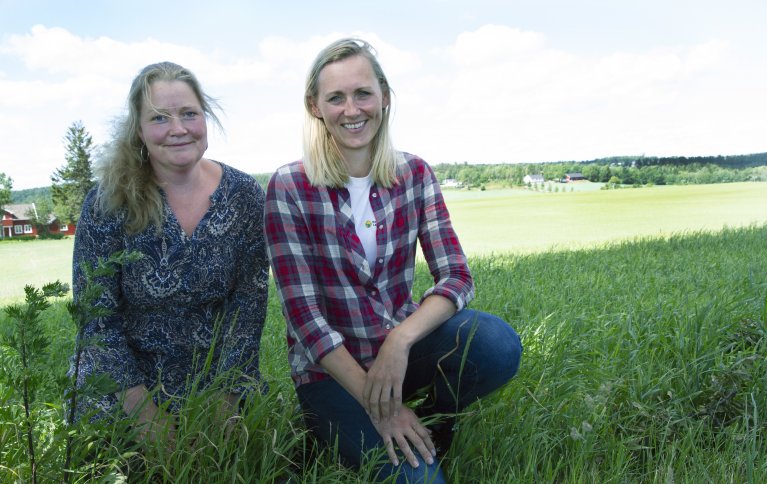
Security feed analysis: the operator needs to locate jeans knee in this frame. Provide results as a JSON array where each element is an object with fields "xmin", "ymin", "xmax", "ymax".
[{"xmin": 471, "ymin": 311, "xmax": 522, "ymax": 383}]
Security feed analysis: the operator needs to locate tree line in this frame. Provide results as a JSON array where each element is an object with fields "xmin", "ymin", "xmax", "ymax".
[
  {"xmin": 432, "ymin": 153, "xmax": 767, "ymax": 188},
  {"xmin": 4, "ymin": 122, "xmax": 767, "ymax": 227}
]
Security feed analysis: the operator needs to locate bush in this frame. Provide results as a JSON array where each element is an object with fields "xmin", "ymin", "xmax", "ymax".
[{"xmin": 0, "ymin": 235, "xmax": 36, "ymax": 242}]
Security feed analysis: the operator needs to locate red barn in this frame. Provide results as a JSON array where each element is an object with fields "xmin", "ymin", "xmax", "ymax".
[{"xmin": 1, "ymin": 203, "xmax": 76, "ymax": 238}]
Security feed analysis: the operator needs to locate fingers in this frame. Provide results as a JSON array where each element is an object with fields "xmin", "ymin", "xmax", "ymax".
[
  {"xmin": 376, "ymin": 413, "xmax": 436, "ymax": 468},
  {"xmin": 391, "ymin": 385, "xmax": 402, "ymax": 417},
  {"xmin": 383, "ymin": 435, "xmax": 400, "ymax": 466},
  {"xmin": 410, "ymin": 422, "xmax": 437, "ymax": 465},
  {"xmin": 364, "ymin": 379, "xmax": 396, "ymax": 423}
]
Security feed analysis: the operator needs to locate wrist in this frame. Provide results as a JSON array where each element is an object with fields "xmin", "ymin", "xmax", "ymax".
[{"xmin": 387, "ymin": 325, "xmax": 416, "ymax": 352}]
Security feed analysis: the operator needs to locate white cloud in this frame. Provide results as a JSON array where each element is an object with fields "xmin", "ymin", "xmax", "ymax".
[
  {"xmin": 1, "ymin": 24, "xmax": 765, "ymax": 190},
  {"xmin": 392, "ymin": 25, "xmax": 763, "ymax": 166}
]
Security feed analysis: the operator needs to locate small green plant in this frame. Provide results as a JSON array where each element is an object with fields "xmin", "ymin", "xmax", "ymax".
[
  {"xmin": 2, "ymin": 281, "xmax": 68, "ymax": 484},
  {"xmin": 62, "ymin": 250, "xmax": 142, "ymax": 483}
]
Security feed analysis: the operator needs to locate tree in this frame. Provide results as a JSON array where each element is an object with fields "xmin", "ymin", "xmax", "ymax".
[
  {"xmin": 51, "ymin": 121, "xmax": 95, "ymax": 224},
  {"xmin": 26, "ymin": 198, "xmax": 54, "ymax": 238},
  {"xmin": 0, "ymin": 172, "xmax": 13, "ymax": 239}
]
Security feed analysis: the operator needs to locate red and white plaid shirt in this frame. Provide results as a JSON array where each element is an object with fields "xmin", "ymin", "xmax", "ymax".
[{"xmin": 265, "ymin": 152, "xmax": 475, "ymax": 387}]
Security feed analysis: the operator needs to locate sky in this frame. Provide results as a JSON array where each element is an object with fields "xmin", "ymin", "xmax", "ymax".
[{"xmin": 1, "ymin": 0, "xmax": 766, "ymax": 190}]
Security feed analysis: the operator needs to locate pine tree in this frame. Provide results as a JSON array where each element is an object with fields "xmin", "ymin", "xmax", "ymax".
[{"xmin": 51, "ymin": 121, "xmax": 95, "ymax": 224}]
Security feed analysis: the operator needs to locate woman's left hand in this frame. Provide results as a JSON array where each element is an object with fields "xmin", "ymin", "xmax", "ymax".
[
  {"xmin": 372, "ymin": 405, "xmax": 436, "ymax": 467},
  {"xmin": 364, "ymin": 332, "xmax": 410, "ymax": 423}
]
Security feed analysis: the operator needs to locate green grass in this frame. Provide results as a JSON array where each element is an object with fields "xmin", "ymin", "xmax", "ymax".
[
  {"xmin": 1, "ymin": 183, "xmax": 766, "ymax": 481},
  {"xmin": 444, "ymin": 181, "xmax": 767, "ymax": 254},
  {"xmin": 2, "ymin": 225, "xmax": 766, "ymax": 482},
  {"xmin": 0, "ymin": 239, "xmax": 74, "ymax": 304},
  {"xmin": 1, "ymin": 182, "xmax": 765, "ymax": 302}
]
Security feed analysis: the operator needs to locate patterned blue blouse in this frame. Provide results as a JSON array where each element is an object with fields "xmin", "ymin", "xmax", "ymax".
[{"xmin": 71, "ymin": 162, "xmax": 268, "ymax": 418}]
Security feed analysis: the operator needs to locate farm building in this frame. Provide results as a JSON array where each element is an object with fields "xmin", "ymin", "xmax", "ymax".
[
  {"xmin": 441, "ymin": 178, "xmax": 464, "ymax": 188},
  {"xmin": 523, "ymin": 174, "xmax": 545, "ymax": 184},
  {"xmin": 1, "ymin": 203, "xmax": 76, "ymax": 238},
  {"xmin": 564, "ymin": 173, "xmax": 586, "ymax": 182}
]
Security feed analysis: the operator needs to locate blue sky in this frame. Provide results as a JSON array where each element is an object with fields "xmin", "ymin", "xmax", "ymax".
[{"xmin": 2, "ymin": 0, "xmax": 766, "ymax": 189}]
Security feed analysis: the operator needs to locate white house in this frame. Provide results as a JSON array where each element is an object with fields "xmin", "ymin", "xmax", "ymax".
[{"xmin": 523, "ymin": 174, "xmax": 545, "ymax": 184}]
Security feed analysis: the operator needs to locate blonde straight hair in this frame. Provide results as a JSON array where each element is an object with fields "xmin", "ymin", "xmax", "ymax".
[
  {"xmin": 303, "ymin": 38, "xmax": 397, "ymax": 188},
  {"xmin": 96, "ymin": 61, "xmax": 221, "ymax": 234}
]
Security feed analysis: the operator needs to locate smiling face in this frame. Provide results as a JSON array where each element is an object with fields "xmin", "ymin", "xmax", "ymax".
[
  {"xmin": 139, "ymin": 80, "xmax": 208, "ymax": 176},
  {"xmin": 310, "ymin": 54, "xmax": 389, "ymax": 167}
]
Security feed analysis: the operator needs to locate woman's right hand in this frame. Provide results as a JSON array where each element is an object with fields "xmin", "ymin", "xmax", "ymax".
[
  {"xmin": 121, "ymin": 385, "xmax": 176, "ymax": 449},
  {"xmin": 135, "ymin": 408, "xmax": 177, "ymax": 448},
  {"xmin": 372, "ymin": 405, "xmax": 436, "ymax": 468}
]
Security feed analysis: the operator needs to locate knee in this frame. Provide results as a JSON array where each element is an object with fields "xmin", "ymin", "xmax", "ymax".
[{"xmin": 470, "ymin": 311, "xmax": 523, "ymax": 382}]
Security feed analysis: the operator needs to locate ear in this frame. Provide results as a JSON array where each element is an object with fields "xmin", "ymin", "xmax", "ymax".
[
  {"xmin": 308, "ymin": 97, "xmax": 322, "ymax": 119},
  {"xmin": 383, "ymin": 90, "xmax": 391, "ymax": 110}
]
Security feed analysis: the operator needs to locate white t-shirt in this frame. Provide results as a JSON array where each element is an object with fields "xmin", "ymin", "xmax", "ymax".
[{"xmin": 345, "ymin": 174, "xmax": 378, "ymax": 268}]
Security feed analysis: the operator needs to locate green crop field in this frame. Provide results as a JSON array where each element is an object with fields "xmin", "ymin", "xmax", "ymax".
[
  {"xmin": 1, "ymin": 181, "xmax": 765, "ymax": 302},
  {"xmin": 443, "ymin": 181, "xmax": 767, "ymax": 254}
]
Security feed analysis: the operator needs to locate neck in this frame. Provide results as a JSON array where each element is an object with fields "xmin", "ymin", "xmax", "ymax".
[
  {"xmin": 343, "ymin": 151, "xmax": 372, "ymax": 178},
  {"xmin": 153, "ymin": 158, "xmax": 207, "ymax": 193}
]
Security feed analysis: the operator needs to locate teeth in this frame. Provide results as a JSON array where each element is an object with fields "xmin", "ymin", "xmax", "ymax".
[{"xmin": 343, "ymin": 121, "xmax": 365, "ymax": 129}]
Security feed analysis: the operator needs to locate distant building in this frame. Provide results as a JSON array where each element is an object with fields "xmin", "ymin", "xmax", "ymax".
[
  {"xmin": 564, "ymin": 173, "xmax": 586, "ymax": 182},
  {"xmin": 1, "ymin": 203, "xmax": 76, "ymax": 238},
  {"xmin": 441, "ymin": 178, "xmax": 463, "ymax": 188},
  {"xmin": 523, "ymin": 174, "xmax": 545, "ymax": 184}
]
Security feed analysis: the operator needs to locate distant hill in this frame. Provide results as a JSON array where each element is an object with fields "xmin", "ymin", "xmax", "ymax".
[{"xmin": 11, "ymin": 186, "xmax": 52, "ymax": 204}]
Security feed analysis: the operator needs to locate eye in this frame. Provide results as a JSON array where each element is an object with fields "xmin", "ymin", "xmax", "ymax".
[
  {"xmin": 150, "ymin": 114, "xmax": 168, "ymax": 123},
  {"xmin": 327, "ymin": 94, "xmax": 343, "ymax": 104},
  {"xmin": 182, "ymin": 110, "xmax": 200, "ymax": 119},
  {"xmin": 356, "ymin": 90, "xmax": 371, "ymax": 100}
]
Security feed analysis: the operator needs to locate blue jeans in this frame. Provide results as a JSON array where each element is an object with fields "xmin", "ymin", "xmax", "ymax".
[{"xmin": 296, "ymin": 309, "xmax": 522, "ymax": 483}]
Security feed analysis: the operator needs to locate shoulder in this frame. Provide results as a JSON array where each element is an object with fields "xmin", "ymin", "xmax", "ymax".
[
  {"xmin": 395, "ymin": 152, "xmax": 436, "ymax": 184},
  {"xmin": 82, "ymin": 185, "xmax": 121, "ymax": 223},
  {"xmin": 217, "ymin": 161, "xmax": 264, "ymax": 197},
  {"xmin": 268, "ymin": 161, "xmax": 311, "ymax": 194}
]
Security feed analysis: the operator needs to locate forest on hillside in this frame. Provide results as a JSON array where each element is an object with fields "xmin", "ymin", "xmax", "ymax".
[{"xmin": 431, "ymin": 152, "xmax": 767, "ymax": 188}]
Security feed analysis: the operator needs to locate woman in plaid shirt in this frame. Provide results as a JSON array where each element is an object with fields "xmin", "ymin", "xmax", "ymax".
[{"xmin": 265, "ymin": 38, "xmax": 522, "ymax": 483}]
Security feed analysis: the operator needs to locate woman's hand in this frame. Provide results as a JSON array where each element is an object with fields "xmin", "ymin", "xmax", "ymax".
[
  {"xmin": 120, "ymin": 385, "xmax": 176, "ymax": 449},
  {"xmin": 363, "ymin": 331, "xmax": 410, "ymax": 423},
  {"xmin": 364, "ymin": 296, "xmax": 457, "ymax": 423},
  {"xmin": 372, "ymin": 406, "xmax": 436, "ymax": 468},
  {"xmin": 135, "ymin": 409, "xmax": 177, "ymax": 449}
]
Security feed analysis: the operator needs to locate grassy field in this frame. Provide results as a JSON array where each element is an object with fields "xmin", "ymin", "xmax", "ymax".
[
  {"xmin": 2, "ymin": 181, "xmax": 766, "ymax": 481},
  {"xmin": 443, "ymin": 181, "xmax": 767, "ymax": 254},
  {"xmin": 0, "ymin": 238, "xmax": 75, "ymax": 303},
  {"xmin": 2, "ymin": 225, "xmax": 765, "ymax": 482},
  {"xmin": 1, "ymin": 181, "xmax": 765, "ymax": 303}
]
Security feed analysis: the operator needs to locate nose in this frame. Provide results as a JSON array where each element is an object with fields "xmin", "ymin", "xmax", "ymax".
[
  {"xmin": 168, "ymin": 116, "xmax": 188, "ymax": 135},
  {"xmin": 343, "ymin": 98, "xmax": 361, "ymax": 117}
]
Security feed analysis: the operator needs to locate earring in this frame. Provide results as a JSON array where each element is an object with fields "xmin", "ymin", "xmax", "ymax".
[{"xmin": 140, "ymin": 144, "xmax": 148, "ymax": 163}]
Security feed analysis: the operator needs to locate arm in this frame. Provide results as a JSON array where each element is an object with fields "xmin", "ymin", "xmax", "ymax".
[
  {"xmin": 417, "ymin": 160, "xmax": 475, "ymax": 309},
  {"xmin": 264, "ymin": 169, "xmax": 345, "ymax": 374},
  {"xmin": 363, "ymin": 295, "xmax": 456, "ymax": 422},
  {"xmin": 364, "ymin": 160, "xmax": 473, "ymax": 422},
  {"xmin": 73, "ymin": 190, "xmax": 145, "ymax": 405}
]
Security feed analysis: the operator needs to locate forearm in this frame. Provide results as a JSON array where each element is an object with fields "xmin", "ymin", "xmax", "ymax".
[
  {"xmin": 319, "ymin": 345, "xmax": 369, "ymax": 405},
  {"xmin": 387, "ymin": 294, "xmax": 456, "ymax": 350}
]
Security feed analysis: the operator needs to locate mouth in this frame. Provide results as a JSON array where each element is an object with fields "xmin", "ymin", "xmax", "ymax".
[{"xmin": 342, "ymin": 120, "xmax": 365, "ymax": 130}]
